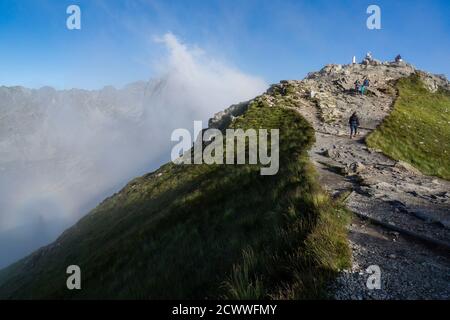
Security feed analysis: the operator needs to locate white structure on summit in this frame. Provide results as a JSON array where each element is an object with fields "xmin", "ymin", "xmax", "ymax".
[{"xmin": 352, "ymin": 56, "xmax": 356, "ymax": 64}]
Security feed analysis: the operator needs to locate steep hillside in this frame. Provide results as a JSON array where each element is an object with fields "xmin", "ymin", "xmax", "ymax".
[
  {"xmin": 367, "ymin": 73, "xmax": 450, "ymax": 180},
  {"xmin": 0, "ymin": 77, "xmax": 264, "ymax": 270},
  {"xmin": 0, "ymin": 95, "xmax": 350, "ymax": 299}
]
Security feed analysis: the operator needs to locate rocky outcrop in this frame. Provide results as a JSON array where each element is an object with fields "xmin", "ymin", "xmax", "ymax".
[
  {"xmin": 417, "ymin": 71, "xmax": 450, "ymax": 92},
  {"xmin": 208, "ymin": 101, "xmax": 251, "ymax": 130}
]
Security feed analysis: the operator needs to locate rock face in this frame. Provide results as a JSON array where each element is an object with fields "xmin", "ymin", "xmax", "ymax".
[
  {"xmin": 208, "ymin": 101, "xmax": 250, "ymax": 130},
  {"xmin": 305, "ymin": 62, "xmax": 416, "ymax": 124},
  {"xmin": 416, "ymin": 71, "xmax": 450, "ymax": 92}
]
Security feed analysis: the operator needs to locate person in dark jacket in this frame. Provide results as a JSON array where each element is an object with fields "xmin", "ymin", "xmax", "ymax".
[
  {"xmin": 354, "ymin": 79, "xmax": 361, "ymax": 92},
  {"xmin": 363, "ymin": 78, "xmax": 370, "ymax": 88},
  {"xmin": 349, "ymin": 112, "xmax": 360, "ymax": 139}
]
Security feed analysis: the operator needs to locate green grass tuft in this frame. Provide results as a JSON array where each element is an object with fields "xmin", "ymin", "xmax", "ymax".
[{"xmin": 367, "ymin": 74, "xmax": 450, "ymax": 180}]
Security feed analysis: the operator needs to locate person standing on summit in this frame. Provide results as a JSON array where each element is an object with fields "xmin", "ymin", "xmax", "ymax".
[{"xmin": 349, "ymin": 112, "xmax": 360, "ymax": 139}]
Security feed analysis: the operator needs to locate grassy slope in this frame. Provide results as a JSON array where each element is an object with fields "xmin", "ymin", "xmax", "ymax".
[
  {"xmin": 0, "ymin": 95, "xmax": 350, "ymax": 299},
  {"xmin": 367, "ymin": 74, "xmax": 450, "ymax": 180}
]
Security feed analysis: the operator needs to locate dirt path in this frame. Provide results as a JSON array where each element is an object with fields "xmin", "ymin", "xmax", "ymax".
[
  {"xmin": 312, "ymin": 129, "xmax": 450, "ymax": 299},
  {"xmin": 285, "ymin": 62, "xmax": 450, "ymax": 299}
]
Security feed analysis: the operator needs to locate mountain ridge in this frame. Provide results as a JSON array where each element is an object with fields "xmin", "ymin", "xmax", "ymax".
[{"xmin": 1, "ymin": 59, "xmax": 449, "ymax": 299}]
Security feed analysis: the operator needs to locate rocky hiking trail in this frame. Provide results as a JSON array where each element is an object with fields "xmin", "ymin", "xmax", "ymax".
[{"xmin": 278, "ymin": 61, "xmax": 450, "ymax": 299}]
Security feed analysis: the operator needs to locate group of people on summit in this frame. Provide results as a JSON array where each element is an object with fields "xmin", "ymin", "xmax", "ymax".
[{"xmin": 354, "ymin": 77, "xmax": 370, "ymax": 95}]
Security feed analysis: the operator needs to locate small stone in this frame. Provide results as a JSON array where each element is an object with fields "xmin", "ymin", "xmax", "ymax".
[
  {"xmin": 390, "ymin": 231, "xmax": 400, "ymax": 237},
  {"xmin": 322, "ymin": 149, "xmax": 336, "ymax": 158},
  {"xmin": 349, "ymin": 162, "xmax": 366, "ymax": 174},
  {"xmin": 395, "ymin": 160, "xmax": 422, "ymax": 175}
]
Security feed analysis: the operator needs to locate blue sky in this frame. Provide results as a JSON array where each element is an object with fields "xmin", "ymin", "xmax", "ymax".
[{"xmin": 0, "ymin": 0, "xmax": 449, "ymax": 89}]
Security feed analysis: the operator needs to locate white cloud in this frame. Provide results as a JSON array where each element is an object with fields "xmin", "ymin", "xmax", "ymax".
[{"xmin": 0, "ymin": 33, "xmax": 267, "ymax": 268}]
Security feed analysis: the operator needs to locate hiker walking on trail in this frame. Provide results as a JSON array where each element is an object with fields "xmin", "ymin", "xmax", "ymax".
[{"xmin": 349, "ymin": 112, "xmax": 360, "ymax": 139}]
